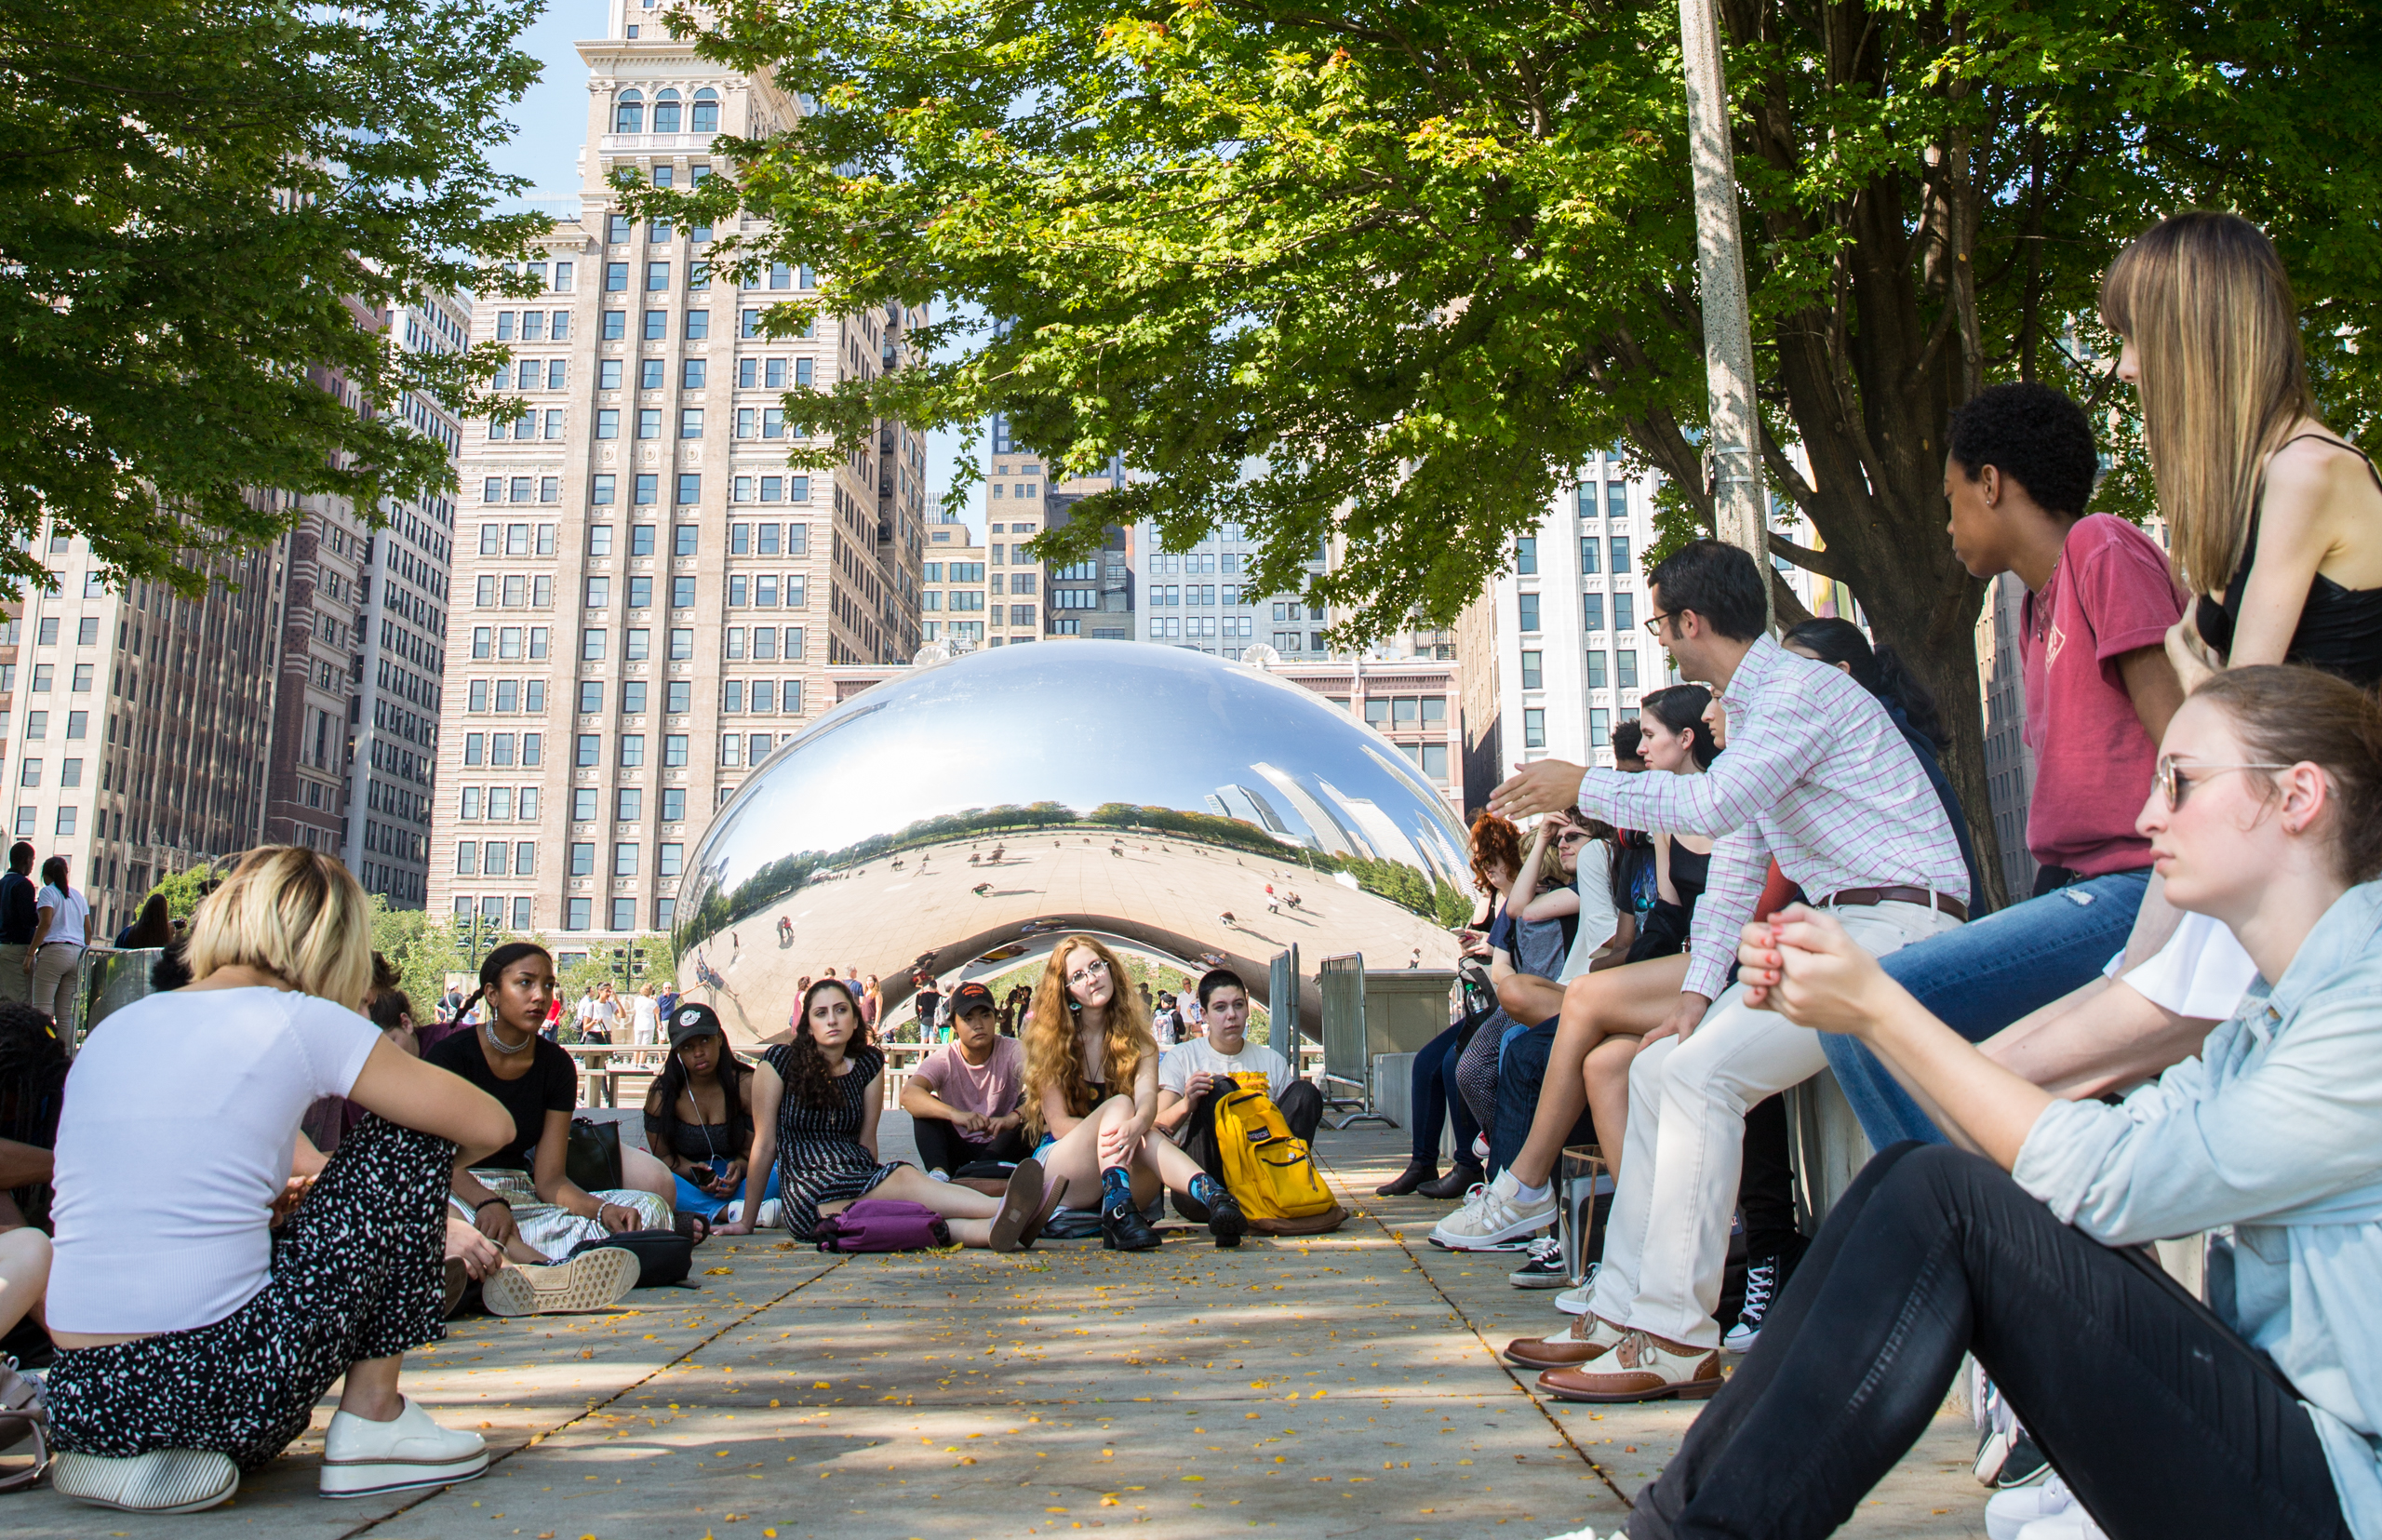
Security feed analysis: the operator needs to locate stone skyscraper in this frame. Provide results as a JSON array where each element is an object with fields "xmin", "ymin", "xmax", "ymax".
[{"xmin": 429, "ymin": 22, "xmax": 927, "ymax": 944}]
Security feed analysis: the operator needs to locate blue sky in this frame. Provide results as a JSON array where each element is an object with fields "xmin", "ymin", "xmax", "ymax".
[{"xmin": 486, "ymin": 0, "xmax": 973, "ymax": 512}]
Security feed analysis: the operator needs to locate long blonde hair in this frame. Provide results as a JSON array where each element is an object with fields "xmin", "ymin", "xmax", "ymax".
[
  {"xmin": 1021, "ymin": 934, "xmax": 1155, "ymax": 1135},
  {"xmin": 2099, "ymin": 210, "xmax": 2318, "ymax": 597},
  {"xmin": 184, "ymin": 847, "xmax": 374, "ymax": 1009}
]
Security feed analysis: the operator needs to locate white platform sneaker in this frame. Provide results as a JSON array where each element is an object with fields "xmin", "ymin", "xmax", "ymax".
[{"xmin": 319, "ymin": 1397, "xmax": 489, "ymax": 1499}]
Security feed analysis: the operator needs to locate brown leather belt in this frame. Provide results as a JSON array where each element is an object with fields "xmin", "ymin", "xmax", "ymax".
[{"xmin": 1820, "ymin": 886, "xmax": 1968, "ymax": 922}]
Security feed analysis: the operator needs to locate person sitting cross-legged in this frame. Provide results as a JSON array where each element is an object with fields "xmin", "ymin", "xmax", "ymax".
[
  {"xmin": 425, "ymin": 943, "xmax": 683, "ymax": 1311},
  {"xmin": 1155, "ymin": 968, "xmax": 1323, "ymax": 1197},
  {"xmin": 900, "ymin": 981, "xmax": 1031, "ymax": 1176},
  {"xmin": 40, "ymin": 848, "xmax": 516, "ymax": 1514}
]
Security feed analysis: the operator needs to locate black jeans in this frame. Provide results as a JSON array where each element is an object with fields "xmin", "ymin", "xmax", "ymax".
[
  {"xmin": 1738, "ymin": 1094, "xmax": 1798, "ymax": 1262},
  {"xmin": 1410, "ymin": 1021, "xmax": 1483, "ymax": 1166},
  {"xmin": 911, "ymin": 1118, "xmax": 1031, "ymax": 1176},
  {"xmin": 1628, "ymin": 1143, "xmax": 2351, "ymax": 1540},
  {"xmin": 1175, "ymin": 1080, "xmax": 1325, "ymax": 1182},
  {"xmin": 1490, "ymin": 1020, "xmax": 1597, "ymax": 1175}
]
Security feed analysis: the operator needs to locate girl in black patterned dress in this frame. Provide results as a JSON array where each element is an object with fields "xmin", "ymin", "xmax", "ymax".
[{"xmin": 716, "ymin": 978, "xmax": 1043, "ymax": 1250}]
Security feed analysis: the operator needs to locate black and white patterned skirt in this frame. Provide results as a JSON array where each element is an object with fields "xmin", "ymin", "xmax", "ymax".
[{"xmin": 45, "ymin": 1115, "xmax": 453, "ymax": 1469}]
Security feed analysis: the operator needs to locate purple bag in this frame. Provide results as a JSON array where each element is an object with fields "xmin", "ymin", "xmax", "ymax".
[{"xmin": 813, "ymin": 1199, "xmax": 952, "ymax": 1252}]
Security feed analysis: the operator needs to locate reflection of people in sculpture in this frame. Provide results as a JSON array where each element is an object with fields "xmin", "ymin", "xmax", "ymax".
[
  {"xmin": 991, "ymin": 845, "xmax": 1005, "ymax": 863},
  {"xmin": 1022, "ymin": 935, "xmax": 1247, "ymax": 1251},
  {"xmin": 1218, "ymin": 911, "xmax": 1236, "ymax": 930},
  {"xmin": 776, "ymin": 916, "xmax": 793, "ymax": 947},
  {"xmin": 972, "ymin": 883, "xmax": 993, "ymax": 897},
  {"xmin": 970, "ymin": 852, "xmax": 981, "ymax": 865}
]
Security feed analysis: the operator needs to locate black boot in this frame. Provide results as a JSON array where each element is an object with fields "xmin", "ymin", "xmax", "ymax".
[
  {"xmin": 1374, "ymin": 1158, "xmax": 1438, "ymax": 1197},
  {"xmin": 1102, "ymin": 1197, "xmax": 1162, "ymax": 1252},
  {"xmin": 1204, "ymin": 1186, "xmax": 1247, "ymax": 1249},
  {"xmin": 1415, "ymin": 1158, "xmax": 1484, "ymax": 1200}
]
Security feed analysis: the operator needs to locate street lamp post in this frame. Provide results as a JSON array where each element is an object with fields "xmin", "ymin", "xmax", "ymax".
[{"xmin": 1677, "ymin": 0, "xmax": 1774, "ymax": 628}]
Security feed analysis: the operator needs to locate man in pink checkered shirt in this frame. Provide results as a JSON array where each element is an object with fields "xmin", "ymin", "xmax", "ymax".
[{"xmin": 1484, "ymin": 539, "xmax": 1971, "ymax": 1402}]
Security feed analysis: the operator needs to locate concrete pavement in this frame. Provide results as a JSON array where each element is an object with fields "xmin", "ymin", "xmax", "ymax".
[{"xmin": 7, "ymin": 1124, "xmax": 1987, "ymax": 1538}]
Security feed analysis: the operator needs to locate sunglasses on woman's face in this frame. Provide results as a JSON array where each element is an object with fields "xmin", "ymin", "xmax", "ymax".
[
  {"xmin": 1555, "ymin": 831, "xmax": 1592, "ymax": 847},
  {"xmin": 2154, "ymin": 755, "xmax": 2289, "ymax": 811}
]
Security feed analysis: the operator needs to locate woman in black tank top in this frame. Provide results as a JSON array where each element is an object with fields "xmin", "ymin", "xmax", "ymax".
[
  {"xmin": 1626, "ymin": 687, "xmax": 1720, "ymax": 964},
  {"xmin": 2099, "ymin": 213, "xmax": 2382, "ymax": 693},
  {"xmin": 2189, "ymin": 434, "xmax": 2382, "ymax": 690}
]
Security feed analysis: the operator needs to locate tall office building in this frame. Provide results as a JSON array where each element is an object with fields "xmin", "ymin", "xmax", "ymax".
[
  {"xmin": 262, "ymin": 297, "xmax": 466, "ymax": 910},
  {"xmin": 1489, "ymin": 456, "xmax": 1666, "ymax": 770},
  {"xmin": 428, "ymin": 22, "xmax": 928, "ymax": 945},
  {"xmin": 970, "ymin": 419, "xmax": 1135, "ymax": 645},
  {"xmin": 342, "ymin": 297, "xmax": 469, "ymax": 906},
  {"xmin": 0, "ymin": 534, "xmax": 280, "ymax": 937}
]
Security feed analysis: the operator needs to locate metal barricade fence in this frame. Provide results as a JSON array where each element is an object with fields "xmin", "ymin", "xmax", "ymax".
[
  {"xmin": 1267, "ymin": 944, "xmax": 1300, "ymax": 1048},
  {"xmin": 1317, "ymin": 952, "xmax": 1390, "ymax": 1129}
]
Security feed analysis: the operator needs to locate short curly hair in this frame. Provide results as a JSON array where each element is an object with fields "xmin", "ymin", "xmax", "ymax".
[{"xmin": 1946, "ymin": 382, "xmax": 2099, "ymax": 517}]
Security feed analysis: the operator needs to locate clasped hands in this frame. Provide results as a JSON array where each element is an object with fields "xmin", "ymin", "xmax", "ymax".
[{"xmin": 1734, "ymin": 904, "xmax": 1897, "ymax": 1036}]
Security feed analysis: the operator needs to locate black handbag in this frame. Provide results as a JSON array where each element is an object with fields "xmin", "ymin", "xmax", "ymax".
[
  {"xmin": 568, "ymin": 1228, "xmax": 694, "ymax": 1288},
  {"xmin": 564, "ymin": 1117, "xmax": 623, "ymax": 1193}
]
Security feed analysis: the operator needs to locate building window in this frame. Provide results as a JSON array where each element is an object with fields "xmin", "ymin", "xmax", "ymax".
[
  {"xmin": 619, "ymin": 734, "xmax": 645, "ymax": 767},
  {"xmin": 1516, "ymin": 536, "xmax": 1537, "ymax": 576},
  {"xmin": 1609, "ymin": 535, "xmax": 1630, "ymax": 573},
  {"xmin": 1520, "ymin": 650, "xmax": 1543, "ymax": 690},
  {"xmin": 1579, "ymin": 536, "xmax": 1600, "ymax": 574},
  {"xmin": 1517, "ymin": 594, "xmax": 1540, "ymax": 633},
  {"xmin": 1586, "ymin": 649, "xmax": 1607, "ymax": 690},
  {"xmin": 613, "ymin": 842, "xmax": 638, "ymax": 877},
  {"xmin": 1523, "ymin": 708, "xmax": 1546, "ymax": 750},
  {"xmin": 1616, "ymin": 649, "xmax": 1639, "ymax": 690},
  {"xmin": 567, "ymin": 897, "xmax": 592, "ymax": 931},
  {"xmin": 1590, "ymin": 707, "xmax": 1611, "ymax": 750},
  {"xmin": 1613, "ymin": 593, "xmax": 1635, "ymax": 632}
]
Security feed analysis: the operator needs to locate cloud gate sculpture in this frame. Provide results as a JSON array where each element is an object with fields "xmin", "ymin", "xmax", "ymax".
[{"xmin": 671, "ymin": 641, "xmax": 1472, "ymax": 1046}]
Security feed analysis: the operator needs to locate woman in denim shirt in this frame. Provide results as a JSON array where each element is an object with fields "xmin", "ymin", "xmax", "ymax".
[{"xmin": 1566, "ymin": 664, "xmax": 2382, "ymax": 1540}]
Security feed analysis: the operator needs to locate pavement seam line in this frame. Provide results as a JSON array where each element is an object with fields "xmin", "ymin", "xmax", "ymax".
[
  {"xmin": 1312, "ymin": 1141, "xmax": 1635, "ymax": 1511},
  {"xmin": 328, "ymin": 1256, "xmax": 850, "ymax": 1540}
]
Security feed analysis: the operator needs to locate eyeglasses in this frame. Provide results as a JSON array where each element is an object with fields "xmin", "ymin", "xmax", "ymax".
[
  {"xmin": 1644, "ymin": 610, "xmax": 1677, "ymax": 637},
  {"xmin": 2155, "ymin": 756, "xmax": 2290, "ymax": 811},
  {"xmin": 1554, "ymin": 830, "xmax": 1593, "ymax": 847},
  {"xmin": 1066, "ymin": 957, "xmax": 1111, "ymax": 987}
]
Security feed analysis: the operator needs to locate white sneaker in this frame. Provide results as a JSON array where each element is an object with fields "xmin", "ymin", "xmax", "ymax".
[
  {"xmin": 1554, "ymin": 1265, "xmax": 1601, "ymax": 1316},
  {"xmin": 1987, "ymin": 1477, "xmax": 2075, "ymax": 1540},
  {"xmin": 51, "ymin": 1449, "xmax": 239, "ymax": 1513},
  {"xmin": 2015, "ymin": 1504, "xmax": 2105, "ymax": 1540},
  {"xmin": 1429, "ymin": 1170, "xmax": 1557, "ymax": 1251},
  {"xmin": 320, "ymin": 1398, "xmax": 488, "ymax": 1499},
  {"xmin": 480, "ymin": 1247, "xmax": 639, "ymax": 1317}
]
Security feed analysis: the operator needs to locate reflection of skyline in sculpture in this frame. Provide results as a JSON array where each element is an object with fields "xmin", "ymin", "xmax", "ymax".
[{"xmin": 670, "ymin": 643, "xmax": 1471, "ymax": 1045}]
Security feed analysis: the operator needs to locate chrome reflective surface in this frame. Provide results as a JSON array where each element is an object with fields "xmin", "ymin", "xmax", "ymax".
[{"xmin": 673, "ymin": 641, "xmax": 1471, "ymax": 1044}]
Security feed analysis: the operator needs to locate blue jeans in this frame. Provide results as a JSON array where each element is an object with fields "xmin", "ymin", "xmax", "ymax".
[
  {"xmin": 1410, "ymin": 1021, "xmax": 1482, "ymax": 1166},
  {"xmin": 1821, "ymin": 868, "xmax": 2149, "ymax": 1150}
]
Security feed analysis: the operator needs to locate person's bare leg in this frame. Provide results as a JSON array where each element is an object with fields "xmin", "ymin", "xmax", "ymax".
[
  {"xmin": 1137, "ymin": 1130, "xmax": 1208, "ymax": 1206},
  {"xmin": 1496, "ymin": 973, "xmax": 1565, "ymax": 1027},
  {"xmin": 869, "ymin": 1164, "xmax": 1001, "ymax": 1219},
  {"xmin": 620, "ymin": 1145, "xmax": 677, "ymax": 1209},
  {"xmin": 337, "ymin": 1355, "xmax": 405, "ymax": 1422},
  {"xmin": 1583, "ymin": 1035, "xmax": 1644, "ymax": 1179},
  {"xmin": 1506, "ymin": 957, "xmax": 1688, "ymax": 1190},
  {"xmin": 1037, "ymin": 1095, "xmax": 1135, "ymax": 1210}
]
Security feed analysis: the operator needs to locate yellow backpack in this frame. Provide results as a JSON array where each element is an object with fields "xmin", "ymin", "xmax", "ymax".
[{"xmin": 1212, "ymin": 1075, "xmax": 1339, "ymax": 1224}]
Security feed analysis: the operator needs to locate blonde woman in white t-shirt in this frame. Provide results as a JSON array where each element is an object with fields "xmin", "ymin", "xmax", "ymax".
[{"xmin": 40, "ymin": 847, "xmax": 516, "ymax": 1516}]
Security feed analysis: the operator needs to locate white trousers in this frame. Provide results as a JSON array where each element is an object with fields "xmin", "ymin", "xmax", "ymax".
[{"xmin": 1586, "ymin": 901, "xmax": 1961, "ymax": 1351}]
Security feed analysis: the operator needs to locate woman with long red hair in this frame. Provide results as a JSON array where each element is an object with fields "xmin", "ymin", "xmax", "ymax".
[{"xmin": 1021, "ymin": 934, "xmax": 1244, "ymax": 1251}]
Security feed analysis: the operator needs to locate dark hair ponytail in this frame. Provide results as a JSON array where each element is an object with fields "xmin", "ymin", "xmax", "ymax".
[
  {"xmin": 1782, "ymin": 618, "xmax": 1949, "ymax": 749},
  {"xmin": 1638, "ymin": 684, "xmax": 1719, "ymax": 769},
  {"xmin": 455, "ymin": 940, "xmax": 553, "ymax": 1032}
]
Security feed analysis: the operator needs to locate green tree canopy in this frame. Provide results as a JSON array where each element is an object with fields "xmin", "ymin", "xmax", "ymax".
[
  {"xmin": 0, "ymin": 0, "xmax": 552, "ymax": 596},
  {"xmin": 665, "ymin": 0, "xmax": 2382, "ymax": 900}
]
